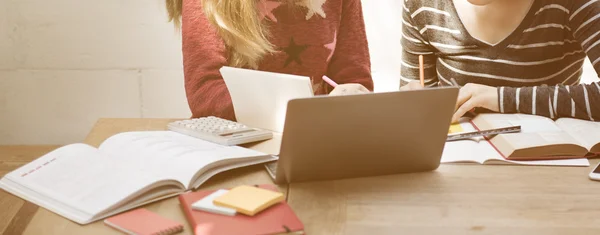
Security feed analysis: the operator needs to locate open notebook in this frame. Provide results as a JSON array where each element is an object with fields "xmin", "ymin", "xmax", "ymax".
[
  {"xmin": 0, "ymin": 131, "xmax": 275, "ymax": 225},
  {"xmin": 472, "ymin": 114, "xmax": 600, "ymax": 160},
  {"xmin": 441, "ymin": 117, "xmax": 590, "ymax": 166}
]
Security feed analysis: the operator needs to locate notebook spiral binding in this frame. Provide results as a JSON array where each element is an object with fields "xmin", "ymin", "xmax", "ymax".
[{"xmin": 158, "ymin": 224, "xmax": 183, "ymax": 235}]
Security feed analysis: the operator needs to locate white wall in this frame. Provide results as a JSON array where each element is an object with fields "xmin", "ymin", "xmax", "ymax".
[
  {"xmin": 0, "ymin": 0, "xmax": 598, "ymax": 145},
  {"xmin": 0, "ymin": 0, "xmax": 15, "ymax": 70},
  {"xmin": 1, "ymin": 0, "xmax": 190, "ymax": 144},
  {"xmin": 363, "ymin": 0, "xmax": 403, "ymax": 92}
]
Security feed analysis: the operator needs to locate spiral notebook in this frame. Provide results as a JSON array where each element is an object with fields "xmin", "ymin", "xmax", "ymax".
[{"xmin": 104, "ymin": 208, "xmax": 183, "ymax": 235}]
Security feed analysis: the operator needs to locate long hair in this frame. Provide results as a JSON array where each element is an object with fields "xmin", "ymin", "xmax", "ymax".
[{"xmin": 166, "ymin": 0, "xmax": 325, "ymax": 68}]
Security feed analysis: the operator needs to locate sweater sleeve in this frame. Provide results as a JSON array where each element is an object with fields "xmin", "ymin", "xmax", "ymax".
[
  {"xmin": 499, "ymin": 0, "xmax": 600, "ymax": 121},
  {"xmin": 325, "ymin": 0, "xmax": 374, "ymax": 91},
  {"xmin": 400, "ymin": 2, "xmax": 438, "ymax": 88},
  {"xmin": 181, "ymin": 0, "xmax": 235, "ymax": 120}
]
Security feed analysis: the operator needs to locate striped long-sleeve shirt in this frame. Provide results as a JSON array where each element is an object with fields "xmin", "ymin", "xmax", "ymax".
[{"xmin": 401, "ymin": 0, "xmax": 600, "ymax": 121}]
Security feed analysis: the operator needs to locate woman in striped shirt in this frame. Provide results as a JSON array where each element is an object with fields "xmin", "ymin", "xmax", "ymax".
[{"xmin": 400, "ymin": 0, "xmax": 600, "ymax": 123}]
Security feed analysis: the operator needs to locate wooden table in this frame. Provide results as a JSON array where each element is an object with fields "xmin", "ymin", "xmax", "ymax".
[
  {"xmin": 288, "ymin": 163, "xmax": 600, "ymax": 235},
  {"xmin": 6, "ymin": 119, "xmax": 285, "ymax": 235},
  {"xmin": 3, "ymin": 118, "xmax": 600, "ymax": 234},
  {"xmin": 0, "ymin": 145, "xmax": 61, "ymax": 235}
]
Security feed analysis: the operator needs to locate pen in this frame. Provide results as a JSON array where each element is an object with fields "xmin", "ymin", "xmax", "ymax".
[
  {"xmin": 322, "ymin": 75, "xmax": 338, "ymax": 88},
  {"xmin": 419, "ymin": 55, "xmax": 425, "ymax": 87}
]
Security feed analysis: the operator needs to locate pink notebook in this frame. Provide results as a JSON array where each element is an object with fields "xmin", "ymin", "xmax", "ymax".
[
  {"xmin": 104, "ymin": 208, "xmax": 184, "ymax": 235},
  {"xmin": 179, "ymin": 184, "xmax": 304, "ymax": 235}
]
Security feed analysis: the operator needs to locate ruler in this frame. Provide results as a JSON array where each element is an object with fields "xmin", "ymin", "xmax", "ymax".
[{"xmin": 447, "ymin": 125, "xmax": 521, "ymax": 141}]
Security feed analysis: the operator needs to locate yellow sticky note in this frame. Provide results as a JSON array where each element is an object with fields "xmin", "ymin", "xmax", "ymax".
[
  {"xmin": 213, "ymin": 185, "xmax": 284, "ymax": 216},
  {"xmin": 449, "ymin": 123, "xmax": 464, "ymax": 134}
]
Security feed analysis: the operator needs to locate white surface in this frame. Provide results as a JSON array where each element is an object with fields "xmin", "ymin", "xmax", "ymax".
[
  {"xmin": 192, "ymin": 189, "xmax": 237, "ymax": 216},
  {"xmin": 508, "ymin": 119, "xmax": 563, "ymax": 133},
  {"xmin": 220, "ymin": 67, "xmax": 314, "ymax": 133}
]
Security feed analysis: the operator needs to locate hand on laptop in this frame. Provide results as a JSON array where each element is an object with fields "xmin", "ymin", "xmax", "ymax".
[
  {"xmin": 452, "ymin": 83, "xmax": 499, "ymax": 123},
  {"xmin": 399, "ymin": 81, "xmax": 424, "ymax": 91},
  {"xmin": 329, "ymin": 83, "xmax": 370, "ymax": 96}
]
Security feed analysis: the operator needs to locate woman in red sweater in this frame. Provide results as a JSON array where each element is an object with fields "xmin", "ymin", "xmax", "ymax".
[{"xmin": 166, "ymin": 0, "xmax": 374, "ymax": 119}]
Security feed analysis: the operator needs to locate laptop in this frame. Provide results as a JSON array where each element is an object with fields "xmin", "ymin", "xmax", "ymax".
[
  {"xmin": 269, "ymin": 88, "xmax": 458, "ymax": 183},
  {"xmin": 220, "ymin": 66, "xmax": 459, "ymax": 183},
  {"xmin": 220, "ymin": 66, "xmax": 314, "ymax": 133}
]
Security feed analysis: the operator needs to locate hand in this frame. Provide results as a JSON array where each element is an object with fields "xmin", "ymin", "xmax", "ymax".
[
  {"xmin": 399, "ymin": 80, "xmax": 424, "ymax": 91},
  {"xmin": 329, "ymin": 83, "xmax": 370, "ymax": 96},
  {"xmin": 452, "ymin": 83, "xmax": 499, "ymax": 123}
]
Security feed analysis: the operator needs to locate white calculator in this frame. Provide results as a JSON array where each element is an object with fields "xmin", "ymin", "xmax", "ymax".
[{"xmin": 167, "ymin": 116, "xmax": 273, "ymax": 146}]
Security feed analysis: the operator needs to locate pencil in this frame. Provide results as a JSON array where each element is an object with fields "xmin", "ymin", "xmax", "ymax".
[
  {"xmin": 450, "ymin": 78, "xmax": 459, "ymax": 87},
  {"xmin": 322, "ymin": 75, "xmax": 338, "ymax": 87},
  {"xmin": 419, "ymin": 55, "xmax": 425, "ymax": 87}
]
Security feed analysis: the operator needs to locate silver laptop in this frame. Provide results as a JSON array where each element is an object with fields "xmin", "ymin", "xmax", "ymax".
[
  {"xmin": 266, "ymin": 88, "xmax": 459, "ymax": 184},
  {"xmin": 220, "ymin": 66, "xmax": 459, "ymax": 183},
  {"xmin": 220, "ymin": 66, "xmax": 314, "ymax": 133}
]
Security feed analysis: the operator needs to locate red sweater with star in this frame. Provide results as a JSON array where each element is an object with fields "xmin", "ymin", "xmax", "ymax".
[{"xmin": 181, "ymin": 0, "xmax": 373, "ymax": 119}]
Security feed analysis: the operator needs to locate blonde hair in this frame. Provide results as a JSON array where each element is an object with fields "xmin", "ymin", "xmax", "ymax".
[{"xmin": 166, "ymin": 0, "xmax": 325, "ymax": 68}]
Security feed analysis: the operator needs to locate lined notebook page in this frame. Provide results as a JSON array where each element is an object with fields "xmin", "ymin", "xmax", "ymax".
[
  {"xmin": 5, "ymin": 144, "xmax": 161, "ymax": 217},
  {"xmin": 98, "ymin": 131, "xmax": 268, "ymax": 187}
]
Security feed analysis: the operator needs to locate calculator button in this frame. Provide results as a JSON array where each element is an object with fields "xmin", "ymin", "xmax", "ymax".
[{"xmin": 168, "ymin": 116, "xmax": 272, "ymax": 145}]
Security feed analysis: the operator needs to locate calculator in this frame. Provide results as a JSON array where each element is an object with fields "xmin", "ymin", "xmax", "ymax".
[{"xmin": 167, "ymin": 116, "xmax": 273, "ymax": 146}]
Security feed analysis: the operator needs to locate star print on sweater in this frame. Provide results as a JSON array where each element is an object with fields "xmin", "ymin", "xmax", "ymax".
[
  {"xmin": 283, "ymin": 38, "xmax": 308, "ymax": 67},
  {"xmin": 181, "ymin": 0, "xmax": 373, "ymax": 120},
  {"xmin": 296, "ymin": 0, "xmax": 327, "ymax": 20},
  {"xmin": 258, "ymin": 0, "xmax": 281, "ymax": 22},
  {"xmin": 324, "ymin": 31, "xmax": 337, "ymax": 62}
]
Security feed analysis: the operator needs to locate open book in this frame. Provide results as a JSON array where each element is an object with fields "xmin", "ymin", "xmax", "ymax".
[
  {"xmin": 471, "ymin": 114, "xmax": 600, "ymax": 160},
  {"xmin": 441, "ymin": 117, "xmax": 590, "ymax": 166},
  {"xmin": 0, "ymin": 131, "xmax": 275, "ymax": 225}
]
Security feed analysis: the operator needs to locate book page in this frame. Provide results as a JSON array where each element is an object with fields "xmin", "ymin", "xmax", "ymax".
[
  {"xmin": 3, "ymin": 144, "xmax": 166, "ymax": 218},
  {"xmin": 98, "ymin": 131, "xmax": 269, "ymax": 188},
  {"xmin": 441, "ymin": 140, "xmax": 483, "ymax": 163},
  {"xmin": 555, "ymin": 118, "xmax": 600, "ymax": 151},
  {"xmin": 442, "ymin": 121, "xmax": 489, "ymax": 164},
  {"xmin": 473, "ymin": 114, "xmax": 581, "ymax": 151},
  {"xmin": 475, "ymin": 114, "xmax": 562, "ymax": 133}
]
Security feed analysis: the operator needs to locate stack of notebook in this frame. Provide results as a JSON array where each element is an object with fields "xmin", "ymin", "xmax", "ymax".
[{"xmin": 179, "ymin": 184, "xmax": 304, "ymax": 235}]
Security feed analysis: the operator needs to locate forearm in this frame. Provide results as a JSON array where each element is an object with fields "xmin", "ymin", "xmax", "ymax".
[
  {"xmin": 185, "ymin": 78, "xmax": 235, "ymax": 120},
  {"xmin": 181, "ymin": 0, "xmax": 234, "ymax": 119},
  {"xmin": 499, "ymin": 83, "xmax": 600, "ymax": 120}
]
